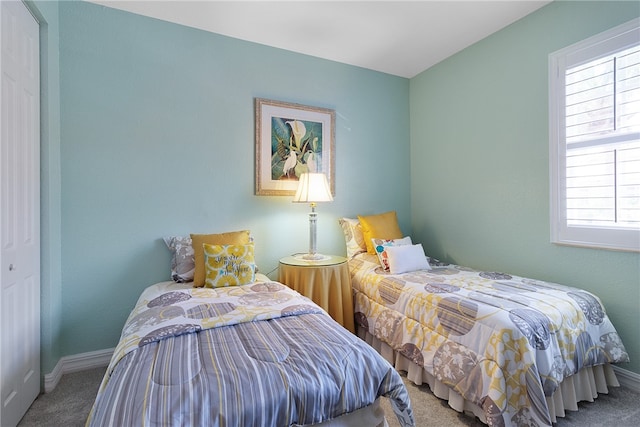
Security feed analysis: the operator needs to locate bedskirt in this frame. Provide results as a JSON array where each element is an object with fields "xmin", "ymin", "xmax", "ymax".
[{"xmin": 357, "ymin": 325, "xmax": 620, "ymax": 424}]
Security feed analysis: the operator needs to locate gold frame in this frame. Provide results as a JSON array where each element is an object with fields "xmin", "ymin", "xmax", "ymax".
[{"xmin": 255, "ymin": 98, "xmax": 335, "ymax": 196}]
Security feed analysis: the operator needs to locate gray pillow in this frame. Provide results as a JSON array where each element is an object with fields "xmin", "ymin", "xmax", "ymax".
[{"xmin": 163, "ymin": 236, "xmax": 195, "ymax": 283}]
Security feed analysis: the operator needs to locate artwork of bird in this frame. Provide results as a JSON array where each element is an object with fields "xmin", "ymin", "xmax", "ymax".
[{"xmin": 282, "ymin": 151, "xmax": 297, "ymax": 177}]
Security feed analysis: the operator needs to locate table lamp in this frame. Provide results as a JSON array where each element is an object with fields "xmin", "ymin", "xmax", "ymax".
[{"xmin": 293, "ymin": 173, "xmax": 333, "ymax": 260}]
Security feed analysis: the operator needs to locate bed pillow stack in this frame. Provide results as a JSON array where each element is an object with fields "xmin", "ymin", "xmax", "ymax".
[
  {"xmin": 191, "ymin": 230, "xmax": 252, "ymax": 287},
  {"xmin": 339, "ymin": 211, "xmax": 431, "ymax": 274},
  {"xmin": 164, "ymin": 229, "xmax": 253, "ymax": 287}
]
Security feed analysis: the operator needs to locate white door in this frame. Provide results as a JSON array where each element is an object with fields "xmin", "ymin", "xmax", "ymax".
[{"xmin": 0, "ymin": 1, "xmax": 40, "ymax": 426}]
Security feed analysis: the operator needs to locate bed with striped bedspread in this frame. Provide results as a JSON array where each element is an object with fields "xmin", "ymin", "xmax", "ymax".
[{"xmin": 86, "ymin": 280, "xmax": 414, "ymax": 427}]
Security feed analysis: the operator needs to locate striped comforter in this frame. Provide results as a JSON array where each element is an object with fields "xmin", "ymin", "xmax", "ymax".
[{"xmin": 87, "ymin": 280, "xmax": 414, "ymax": 427}]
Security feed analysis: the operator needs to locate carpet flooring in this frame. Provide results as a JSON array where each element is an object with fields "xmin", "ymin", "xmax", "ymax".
[{"xmin": 17, "ymin": 366, "xmax": 640, "ymax": 426}]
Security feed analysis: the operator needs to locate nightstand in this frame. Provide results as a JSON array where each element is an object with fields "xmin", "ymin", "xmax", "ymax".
[{"xmin": 278, "ymin": 255, "xmax": 355, "ymax": 333}]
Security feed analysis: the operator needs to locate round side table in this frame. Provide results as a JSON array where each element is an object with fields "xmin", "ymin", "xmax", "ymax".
[{"xmin": 278, "ymin": 255, "xmax": 354, "ymax": 333}]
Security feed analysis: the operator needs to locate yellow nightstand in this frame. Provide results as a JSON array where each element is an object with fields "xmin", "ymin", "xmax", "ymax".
[{"xmin": 278, "ymin": 255, "xmax": 355, "ymax": 333}]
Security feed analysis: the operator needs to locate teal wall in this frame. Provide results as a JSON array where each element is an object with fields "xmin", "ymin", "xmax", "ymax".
[
  {"xmin": 31, "ymin": 0, "xmax": 639, "ymax": 379},
  {"xmin": 52, "ymin": 1, "xmax": 410, "ymax": 364},
  {"xmin": 410, "ymin": 0, "xmax": 640, "ymax": 375}
]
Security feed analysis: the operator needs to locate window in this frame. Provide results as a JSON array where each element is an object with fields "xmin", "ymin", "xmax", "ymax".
[{"xmin": 549, "ymin": 18, "xmax": 640, "ymax": 252}]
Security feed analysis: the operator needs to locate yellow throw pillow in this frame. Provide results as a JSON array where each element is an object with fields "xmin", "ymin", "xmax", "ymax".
[
  {"xmin": 358, "ymin": 211, "xmax": 403, "ymax": 254},
  {"xmin": 203, "ymin": 243, "xmax": 255, "ymax": 288},
  {"xmin": 190, "ymin": 230, "xmax": 251, "ymax": 287}
]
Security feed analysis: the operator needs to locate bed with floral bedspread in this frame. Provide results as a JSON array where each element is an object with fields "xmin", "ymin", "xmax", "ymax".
[{"xmin": 349, "ymin": 252, "xmax": 629, "ymax": 427}]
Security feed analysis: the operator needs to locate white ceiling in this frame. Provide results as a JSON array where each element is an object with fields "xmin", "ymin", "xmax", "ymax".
[{"xmin": 87, "ymin": 0, "xmax": 552, "ymax": 78}]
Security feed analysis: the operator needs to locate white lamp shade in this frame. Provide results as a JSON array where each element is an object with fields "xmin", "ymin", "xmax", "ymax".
[{"xmin": 293, "ymin": 173, "xmax": 333, "ymax": 203}]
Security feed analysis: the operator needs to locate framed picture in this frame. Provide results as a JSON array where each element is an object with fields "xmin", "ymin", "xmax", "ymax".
[{"xmin": 255, "ymin": 98, "xmax": 335, "ymax": 196}]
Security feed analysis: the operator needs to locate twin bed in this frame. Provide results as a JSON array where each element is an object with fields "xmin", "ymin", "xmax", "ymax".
[
  {"xmin": 87, "ymin": 232, "xmax": 414, "ymax": 427},
  {"xmin": 340, "ymin": 213, "xmax": 630, "ymax": 427}
]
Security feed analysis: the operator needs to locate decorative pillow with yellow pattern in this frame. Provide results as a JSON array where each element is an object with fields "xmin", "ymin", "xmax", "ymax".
[
  {"xmin": 190, "ymin": 230, "xmax": 251, "ymax": 287},
  {"xmin": 203, "ymin": 243, "xmax": 256, "ymax": 288}
]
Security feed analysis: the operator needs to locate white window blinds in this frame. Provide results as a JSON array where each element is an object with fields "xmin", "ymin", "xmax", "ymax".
[
  {"xmin": 549, "ymin": 18, "xmax": 640, "ymax": 252},
  {"xmin": 565, "ymin": 45, "xmax": 640, "ymax": 228}
]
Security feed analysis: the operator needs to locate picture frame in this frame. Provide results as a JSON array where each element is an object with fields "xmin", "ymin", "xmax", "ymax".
[{"xmin": 255, "ymin": 98, "xmax": 335, "ymax": 196}]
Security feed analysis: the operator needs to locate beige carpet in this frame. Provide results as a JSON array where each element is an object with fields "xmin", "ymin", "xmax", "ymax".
[
  {"xmin": 18, "ymin": 366, "xmax": 640, "ymax": 426},
  {"xmin": 380, "ymin": 374, "xmax": 485, "ymax": 427}
]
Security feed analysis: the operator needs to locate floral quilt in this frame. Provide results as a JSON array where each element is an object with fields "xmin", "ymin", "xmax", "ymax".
[{"xmin": 349, "ymin": 254, "xmax": 629, "ymax": 427}]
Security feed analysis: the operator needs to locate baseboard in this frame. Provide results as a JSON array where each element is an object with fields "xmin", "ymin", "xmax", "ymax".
[
  {"xmin": 44, "ymin": 348, "xmax": 114, "ymax": 393},
  {"xmin": 612, "ymin": 365, "xmax": 640, "ymax": 393}
]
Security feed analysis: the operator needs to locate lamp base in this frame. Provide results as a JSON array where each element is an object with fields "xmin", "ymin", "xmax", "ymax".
[{"xmin": 294, "ymin": 253, "xmax": 331, "ymax": 262}]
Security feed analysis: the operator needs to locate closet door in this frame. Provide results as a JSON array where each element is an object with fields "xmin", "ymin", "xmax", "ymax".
[{"xmin": 0, "ymin": 1, "xmax": 40, "ymax": 426}]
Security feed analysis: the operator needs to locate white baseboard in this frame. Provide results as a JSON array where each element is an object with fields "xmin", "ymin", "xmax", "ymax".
[
  {"xmin": 44, "ymin": 348, "xmax": 114, "ymax": 393},
  {"xmin": 612, "ymin": 365, "xmax": 640, "ymax": 393}
]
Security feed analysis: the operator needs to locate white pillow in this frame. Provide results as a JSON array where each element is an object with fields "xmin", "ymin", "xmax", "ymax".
[
  {"xmin": 371, "ymin": 236, "xmax": 413, "ymax": 271},
  {"xmin": 385, "ymin": 243, "xmax": 431, "ymax": 274}
]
